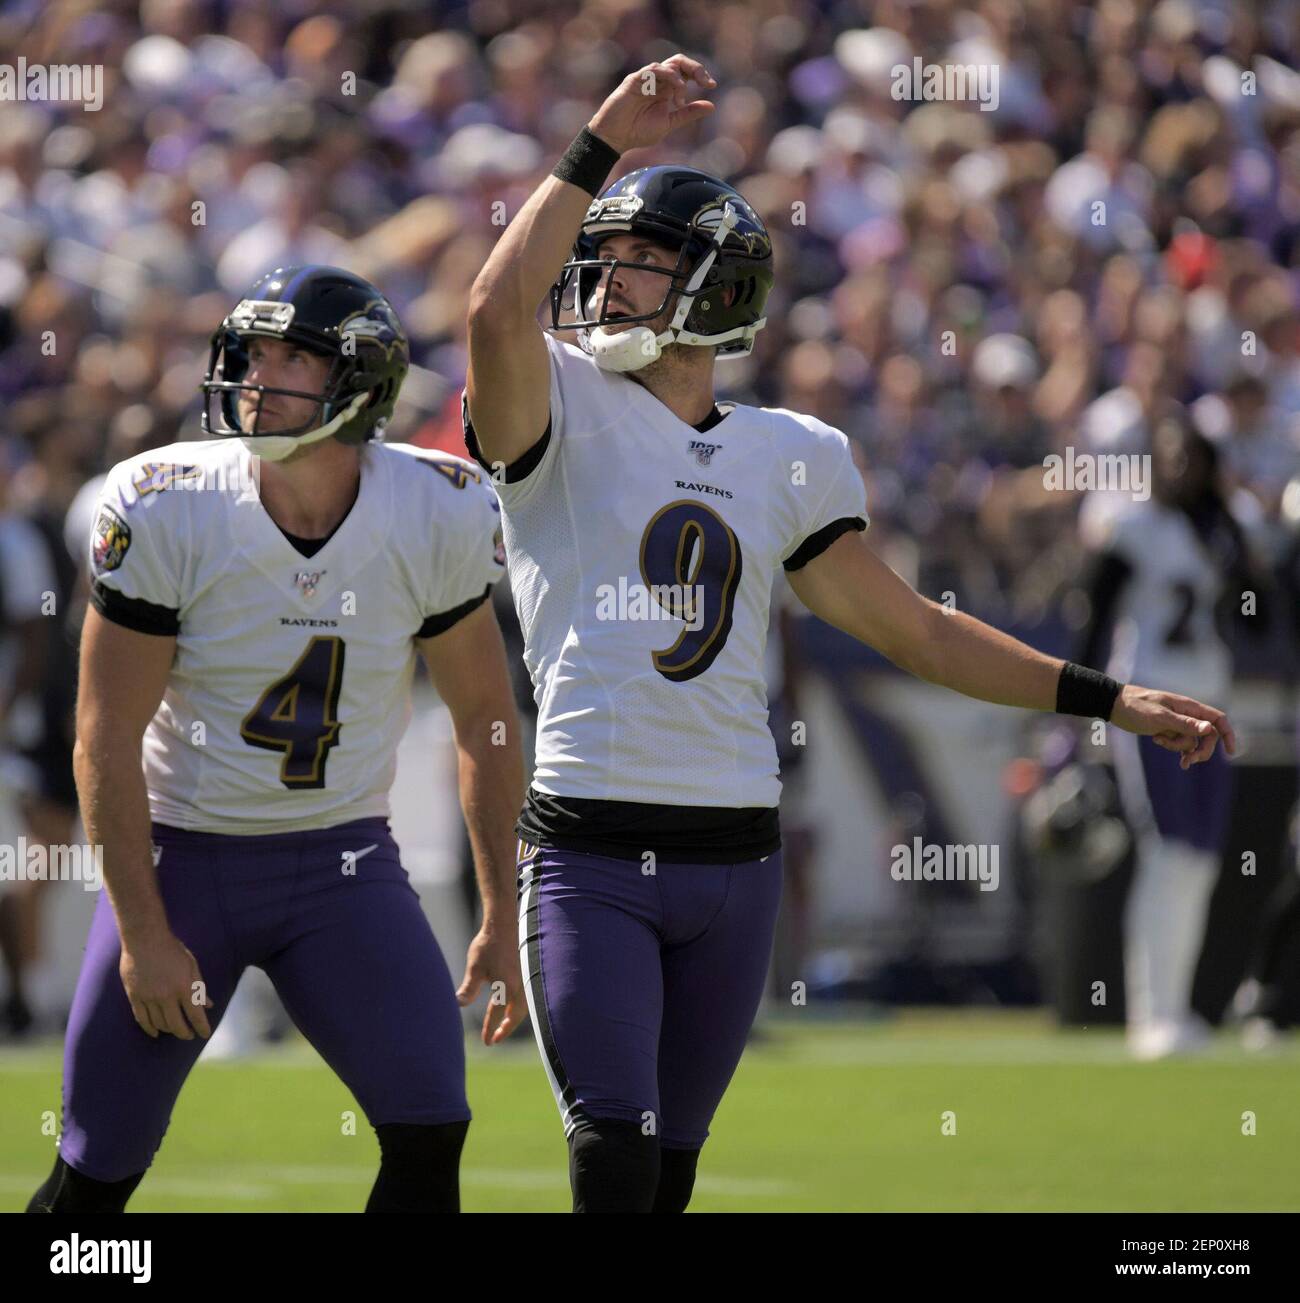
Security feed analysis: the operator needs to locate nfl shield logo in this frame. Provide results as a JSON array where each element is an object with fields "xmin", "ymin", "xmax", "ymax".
[{"xmin": 688, "ymin": 440, "xmax": 722, "ymax": 467}]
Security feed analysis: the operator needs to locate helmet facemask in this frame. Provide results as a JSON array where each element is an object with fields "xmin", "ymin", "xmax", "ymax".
[
  {"xmin": 206, "ymin": 332, "xmax": 354, "ymax": 431},
  {"xmin": 551, "ymin": 200, "xmax": 766, "ymax": 373},
  {"xmin": 200, "ymin": 287, "xmax": 408, "ymax": 458},
  {"xmin": 559, "ymin": 240, "xmax": 691, "ymax": 333}
]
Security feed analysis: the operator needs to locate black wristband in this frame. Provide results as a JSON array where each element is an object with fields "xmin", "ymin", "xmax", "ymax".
[
  {"xmin": 1056, "ymin": 661, "xmax": 1123, "ymax": 720},
  {"xmin": 552, "ymin": 127, "xmax": 620, "ymax": 197}
]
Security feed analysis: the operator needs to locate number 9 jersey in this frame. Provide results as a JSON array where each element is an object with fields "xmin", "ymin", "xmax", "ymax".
[
  {"xmin": 463, "ymin": 332, "xmax": 868, "ymax": 809},
  {"xmin": 86, "ymin": 440, "xmax": 505, "ymax": 834}
]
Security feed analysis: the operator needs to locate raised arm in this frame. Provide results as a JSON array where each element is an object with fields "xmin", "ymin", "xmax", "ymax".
[
  {"xmin": 464, "ymin": 54, "xmax": 715, "ymax": 469},
  {"xmin": 788, "ymin": 530, "xmax": 1236, "ymax": 768}
]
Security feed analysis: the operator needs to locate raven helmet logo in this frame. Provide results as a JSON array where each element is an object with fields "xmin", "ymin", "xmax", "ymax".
[
  {"xmin": 339, "ymin": 302, "xmax": 404, "ymax": 360},
  {"xmin": 694, "ymin": 200, "xmax": 766, "ymax": 256}
]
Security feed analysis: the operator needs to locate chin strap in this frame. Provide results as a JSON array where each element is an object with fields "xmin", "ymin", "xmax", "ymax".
[
  {"xmin": 588, "ymin": 204, "xmax": 739, "ymax": 373},
  {"xmin": 239, "ymin": 390, "xmax": 370, "ymax": 462}
]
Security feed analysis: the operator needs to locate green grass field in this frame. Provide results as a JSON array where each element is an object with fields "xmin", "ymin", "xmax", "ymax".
[{"xmin": 2, "ymin": 1009, "xmax": 1296, "ymax": 1212}]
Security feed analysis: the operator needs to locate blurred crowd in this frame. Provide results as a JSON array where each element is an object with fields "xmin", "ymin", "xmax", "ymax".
[{"xmin": 4, "ymin": 0, "xmax": 1300, "ymax": 693}]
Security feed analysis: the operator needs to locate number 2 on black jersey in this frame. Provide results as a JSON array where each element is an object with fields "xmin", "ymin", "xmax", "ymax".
[
  {"xmin": 240, "ymin": 636, "xmax": 346, "ymax": 788},
  {"xmin": 639, "ymin": 500, "xmax": 743, "ymax": 682}
]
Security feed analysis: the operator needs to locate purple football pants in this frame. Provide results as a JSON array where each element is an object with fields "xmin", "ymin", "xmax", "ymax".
[
  {"xmin": 517, "ymin": 843, "xmax": 783, "ymax": 1150},
  {"xmin": 59, "ymin": 818, "xmax": 469, "ymax": 1182},
  {"xmin": 1114, "ymin": 730, "xmax": 1234, "ymax": 852}
]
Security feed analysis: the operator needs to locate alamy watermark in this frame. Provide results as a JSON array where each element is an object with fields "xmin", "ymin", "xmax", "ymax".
[
  {"xmin": 0, "ymin": 59, "xmax": 103, "ymax": 111},
  {"xmin": 891, "ymin": 59, "xmax": 1000, "ymax": 112},
  {"xmin": 0, "ymin": 840, "xmax": 103, "ymax": 891},
  {"xmin": 890, "ymin": 837, "xmax": 1000, "ymax": 892},
  {"xmin": 128, "ymin": 457, "xmax": 261, "ymax": 504},
  {"xmin": 1043, "ymin": 447, "xmax": 1151, "ymax": 500},
  {"xmin": 49, "ymin": 1235, "xmax": 151, "ymax": 1283},
  {"xmin": 596, "ymin": 576, "xmax": 706, "ymax": 630}
]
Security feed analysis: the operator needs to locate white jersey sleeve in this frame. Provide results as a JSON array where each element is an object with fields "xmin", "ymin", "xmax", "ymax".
[
  {"xmin": 383, "ymin": 446, "xmax": 507, "ymax": 636},
  {"xmin": 87, "ymin": 458, "xmax": 187, "ymax": 633},
  {"xmin": 778, "ymin": 414, "xmax": 869, "ymax": 570},
  {"xmin": 65, "ymin": 473, "xmax": 107, "ymax": 566},
  {"xmin": 460, "ymin": 331, "xmax": 607, "ymax": 509}
]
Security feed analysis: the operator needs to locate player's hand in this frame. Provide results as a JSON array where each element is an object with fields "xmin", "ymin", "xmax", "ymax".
[
  {"xmin": 119, "ymin": 933, "xmax": 213, "ymax": 1040},
  {"xmin": 588, "ymin": 54, "xmax": 716, "ymax": 155},
  {"xmin": 457, "ymin": 924, "xmax": 525, "ymax": 1045},
  {"xmin": 1109, "ymin": 684, "xmax": 1237, "ymax": 770}
]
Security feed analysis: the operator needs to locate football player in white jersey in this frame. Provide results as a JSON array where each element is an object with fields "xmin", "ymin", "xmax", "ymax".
[
  {"xmin": 465, "ymin": 55, "xmax": 1235, "ymax": 1212},
  {"xmin": 28, "ymin": 267, "xmax": 525, "ymax": 1214},
  {"xmin": 1080, "ymin": 417, "xmax": 1255, "ymax": 1058}
]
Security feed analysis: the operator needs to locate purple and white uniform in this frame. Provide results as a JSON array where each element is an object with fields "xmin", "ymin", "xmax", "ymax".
[
  {"xmin": 1094, "ymin": 499, "xmax": 1234, "ymax": 850},
  {"xmin": 464, "ymin": 332, "xmax": 868, "ymax": 1147},
  {"xmin": 61, "ymin": 438, "xmax": 504, "ymax": 1181},
  {"xmin": 1083, "ymin": 494, "xmax": 1239, "ymax": 1053}
]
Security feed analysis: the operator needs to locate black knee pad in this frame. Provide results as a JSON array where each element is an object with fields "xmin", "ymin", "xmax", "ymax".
[
  {"xmin": 653, "ymin": 1146, "xmax": 700, "ymax": 1213},
  {"xmin": 568, "ymin": 1116, "xmax": 660, "ymax": 1213},
  {"xmin": 26, "ymin": 1155, "xmax": 145, "ymax": 1213},
  {"xmin": 366, "ymin": 1120, "xmax": 468, "ymax": 1213}
]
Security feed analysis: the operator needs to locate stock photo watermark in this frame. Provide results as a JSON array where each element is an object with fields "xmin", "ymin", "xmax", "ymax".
[
  {"xmin": 1043, "ymin": 447, "xmax": 1151, "ymax": 500},
  {"xmin": 595, "ymin": 576, "xmax": 706, "ymax": 630},
  {"xmin": 891, "ymin": 58, "xmax": 1000, "ymax": 112},
  {"xmin": 0, "ymin": 840, "xmax": 103, "ymax": 891},
  {"xmin": 0, "ymin": 58, "xmax": 103, "ymax": 110},
  {"xmin": 890, "ymin": 838, "xmax": 1000, "ymax": 892}
]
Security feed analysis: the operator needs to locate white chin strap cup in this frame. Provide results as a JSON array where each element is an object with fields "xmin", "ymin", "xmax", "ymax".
[
  {"xmin": 588, "ymin": 324, "xmax": 670, "ymax": 372},
  {"xmin": 588, "ymin": 202, "xmax": 740, "ymax": 374}
]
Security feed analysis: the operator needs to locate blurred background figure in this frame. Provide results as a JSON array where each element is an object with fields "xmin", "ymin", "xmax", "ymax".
[
  {"xmin": 0, "ymin": 442, "xmax": 59, "ymax": 1037},
  {"xmin": 1078, "ymin": 417, "xmax": 1264, "ymax": 1058}
]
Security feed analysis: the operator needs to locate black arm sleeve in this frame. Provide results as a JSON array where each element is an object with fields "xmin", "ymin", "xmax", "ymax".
[
  {"xmin": 1076, "ymin": 550, "xmax": 1133, "ymax": 671},
  {"xmin": 416, "ymin": 586, "xmax": 492, "ymax": 639},
  {"xmin": 783, "ymin": 516, "xmax": 867, "ymax": 572},
  {"xmin": 461, "ymin": 391, "xmax": 552, "ymax": 484},
  {"xmin": 90, "ymin": 580, "xmax": 180, "ymax": 637}
]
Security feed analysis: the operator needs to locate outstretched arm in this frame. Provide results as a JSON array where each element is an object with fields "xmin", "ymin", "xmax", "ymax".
[{"xmin": 787, "ymin": 531, "xmax": 1235, "ymax": 768}]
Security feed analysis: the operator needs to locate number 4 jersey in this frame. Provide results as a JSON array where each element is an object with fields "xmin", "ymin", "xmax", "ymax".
[
  {"xmin": 463, "ymin": 332, "xmax": 868, "ymax": 813},
  {"xmin": 87, "ymin": 439, "xmax": 505, "ymax": 834}
]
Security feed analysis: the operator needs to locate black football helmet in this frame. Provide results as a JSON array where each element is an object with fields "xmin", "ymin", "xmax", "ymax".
[
  {"xmin": 201, "ymin": 265, "xmax": 409, "ymax": 446},
  {"xmin": 549, "ymin": 165, "xmax": 773, "ymax": 371}
]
